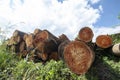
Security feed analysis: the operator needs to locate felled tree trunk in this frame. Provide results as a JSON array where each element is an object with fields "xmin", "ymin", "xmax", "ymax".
[
  {"xmin": 33, "ymin": 28, "xmax": 42, "ymax": 35},
  {"xmin": 57, "ymin": 34, "xmax": 70, "ymax": 45},
  {"xmin": 63, "ymin": 41, "xmax": 95, "ymax": 75},
  {"xmin": 33, "ymin": 30, "xmax": 59, "ymax": 61},
  {"xmin": 58, "ymin": 40, "xmax": 70, "ymax": 60},
  {"xmin": 76, "ymin": 27, "xmax": 94, "ymax": 43},
  {"xmin": 49, "ymin": 52, "xmax": 60, "ymax": 61},
  {"xmin": 96, "ymin": 35, "xmax": 113, "ymax": 49},
  {"xmin": 112, "ymin": 43, "xmax": 120, "ymax": 56}
]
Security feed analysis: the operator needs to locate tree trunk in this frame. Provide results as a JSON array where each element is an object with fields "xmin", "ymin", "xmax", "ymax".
[
  {"xmin": 33, "ymin": 28, "xmax": 42, "ymax": 35},
  {"xmin": 58, "ymin": 40, "xmax": 70, "ymax": 60},
  {"xmin": 112, "ymin": 43, "xmax": 120, "ymax": 56},
  {"xmin": 33, "ymin": 30, "xmax": 59, "ymax": 61},
  {"xmin": 63, "ymin": 41, "xmax": 95, "ymax": 75},
  {"xmin": 49, "ymin": 52, "xmax": 60, "ymax": 61},
  {"xmin": 76, "ymin": 27, "xmax": 94, "ymax": 43},
  {"xmin": 58, "ymin": 34, "xmax": 70, "ymax": 45},
  {"xmin": 96, "ymin": 35, "xmax": 113, "ymax": 48}
]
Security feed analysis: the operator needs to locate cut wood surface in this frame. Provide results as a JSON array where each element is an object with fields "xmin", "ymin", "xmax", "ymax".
[
  {"xmin": 58, "ymin": 34, "xmax": 70, "ymax": 45},
  {"xmin": 112, "ymin": 43, "xmax": 120, "ymax": 56},
  {"xmin": 33, "ymin": 28, "xmax": 42, "ymax": 35},
  {"xmin": 77, "ymin": 27, "xmax": 94, "ymax": 42},
  {"xmin": 63, "ymin": 41, "xmax": 95, "ymax": 75},
  {"xmin": 96, "ymin": 35, "xmax": 113, "ymax": 48}
]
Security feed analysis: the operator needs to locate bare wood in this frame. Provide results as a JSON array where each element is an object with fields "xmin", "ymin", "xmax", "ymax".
[
  {"xmin": 58, "ymin": 34, "xmax": 70, "ymax": 45},
  {"xmin": 96, "ymin": 35, "xmax": 113, "ymax": 48},
  {"xmin": 77, "ymin": 27, "xmax": 94, "ymax": 42},
  {"xmin": 64, "ymin": 41, "xmax": 95, "ymax": 75},
  {"xmin": 112, "ymin": 43, "xmax": 120, "ymax": 56}
]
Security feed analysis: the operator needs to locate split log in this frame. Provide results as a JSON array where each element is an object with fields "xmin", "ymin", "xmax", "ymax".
[
  {"xmin": 96, "ymin": 35, "xmax": 113, "ymax": 48},
  {"xmin": 63, "ymin": 41, "xmax": 95, "ymax": 75},
  {"xmin": 33, "ymin": 30, "xmax": 59, "ymax": 61},
  {"xmin": 112, "ymin": 43, "xmax": 120, "ymax": 56},
  {"xmin": 77, "ymin": 27, "xmax": 94, "ymax": 43}
]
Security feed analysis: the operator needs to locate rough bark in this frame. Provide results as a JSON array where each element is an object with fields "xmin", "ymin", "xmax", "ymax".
[
  {"xmin": 58, "ymin": 40, "xmax": 70, "ymax": 60},
  {"xmin": 96, "ymin": 35, "xmax": 113, "ymax": 48},
  {"xmin": 33, "ymin": 30, "xmax": 59, "ymax": 61},
  {"xmin": 58, "ymin": 34, "xmax": 70, "ymax": 45},
  {"xmin": 77, "ymin": 27, "xmax": 94, "ymax": 43},
  {"xmin": 63, "ymin": 41, "xmax": 95, "ymax": 75}
]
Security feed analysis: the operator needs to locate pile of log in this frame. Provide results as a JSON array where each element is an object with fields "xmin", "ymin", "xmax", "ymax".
[{"xmin": 7, "ymin": 27, "xmax": 120, "ymax": 75}]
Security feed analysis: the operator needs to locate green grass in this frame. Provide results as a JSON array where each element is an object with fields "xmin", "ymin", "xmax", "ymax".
[{"xmin": 0, "ymin": 37, "xmax": 120, "ymax": 80}]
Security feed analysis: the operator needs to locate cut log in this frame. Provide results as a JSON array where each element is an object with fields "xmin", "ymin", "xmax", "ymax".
[
  {"xmin": 77, "ymin": 27, "xmax": 94, "ymax": 42},
  {"xmin": 58, "ymin": 40, "xmax": 70, "ymax": 60},
  {"xmin": 12, "ymin": 30, "xmax": 26, "ymax": 44},
  {"xmin": 33, "ymin": 30, "xmax": 59, "ymax": 61},
  {"xmin": 49, "ymin": 52, "xmax": 60, "ymax": 61},
  {"xmin": 112, "ymin": 43, "xmax": 120, "ymax": 56},
  {"xmin": 63, "ymin": 41, "xmax": 95, "ymax": 75},
  {"xmin": 33, "ymin": 28, "xmax": 42, "ymax": 35},
  {"xmin": 58, "ymin": 34, "xmax": 70, "ymax": 45},
  {"xmin": 96, "ymin": 35, "xmax": 113, "ymax": 48}
]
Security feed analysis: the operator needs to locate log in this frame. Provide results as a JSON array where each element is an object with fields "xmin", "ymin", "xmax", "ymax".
[
  {"xmin": 58, "ymin": 40, "xmax": 70, "ymax": 60},
  {"xmin": 112, "ymin": 43, "xmax": 120, "ymax": 56},
  {"xmin": 33, "ymin": 30, "xmax": 59, "ymax": 61},
  {"xmin": 58, "ymin": 34, "xmax": 70, "ymax": 45},
  {"xmin": 63, "ymin": 41, "xmax": 95, "ymax": 75},
  {"xmin": 12, "ymin": 30, "xmax": 26, "ymax": 44},
  {"xmin": 77, "ymin": 27, "xmax": 94, "ymax": 42},
  {"xmin": 23, "ymin": 33, "xmax": 35, "ymax": 51},
  {"xmin": 49, "ymin": 52, "xmax": 60, "ymax": 61},
  {"xmin": 33, "ymin": 28, "xmax": 42, "ymax": 35},
  {"xmin": 96, "ymin": 35, "xmax": 113, "ymax": 48}
]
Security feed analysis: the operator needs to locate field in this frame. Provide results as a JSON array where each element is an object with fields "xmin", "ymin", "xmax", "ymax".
[{"xmin": 0, "ymin": 35, "xmax": 120, "ymax": 80}]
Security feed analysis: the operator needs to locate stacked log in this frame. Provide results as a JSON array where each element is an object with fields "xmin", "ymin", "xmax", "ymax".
[
  {"xmin": 33, "ymin": 30, "xmax": 59, "ymax": 61},
  {"xmin": 96, "ymin": 35, "xmax": 113, "ymax": 49},
  {"xmin": 76, "ymin": 27, "xmax": 94, "ymax": 43},
  {"xmin": 7, "ymin": 26, "xmax": 120, "ymax": 75},
  {"xmin": 112, "ymin": 43, "xmax": 120, "ymax": 56},
  {"xmin": 59, "ymin": 41, "xmax": 95, "ymax": 75}
]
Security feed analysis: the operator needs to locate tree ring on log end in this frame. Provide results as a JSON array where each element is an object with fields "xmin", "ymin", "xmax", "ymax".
[
  {"xmin": 96, "ymin": 35, "xmax": 112, "ymax": 48},
  {"xmin": 78, "ymin": 27, "xmax": 94, "ymax": 42},
  {"xmin": 64, "ymin": 41, "xmax": 94, "ymax": 75}
]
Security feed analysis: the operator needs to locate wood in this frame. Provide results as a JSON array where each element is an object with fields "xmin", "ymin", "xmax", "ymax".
[
  {"xmin": 12, "ymin": 30, "xmax": 26, "ymax": 44},
  {"xmin": 58, "ymin": 34, "xmax": 70, "ymax": 45},
  {"xmin": 96, "ymin": 35, "xmax": 113, "ymax": 48},
  {"xmin": 58, "ymin": 40, "xmax": 70, "ymax": 60},
  {"xmin": 49, "ymin": 52, "xmax": 60, "ymax": 61},
  {"xmin": 112, "ymin": 43, "xmax": 120, "ymax": 56},
  {"xmin": 33, "ymin": 28, "xmax": 42, "ymax": 35},
  {"xmin": 33, "ymin": 30, "xmax": 59, "ymax": 61},
  {"xmin": 77, "ymin": 27, "xmax": 94, "ymax": 42},
  {"xmin": 63, "ymin": 41, "xmax": 95, "ymax": 75}
]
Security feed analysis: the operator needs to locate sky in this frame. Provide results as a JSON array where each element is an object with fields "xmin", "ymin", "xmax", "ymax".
[{"xmin": 0, "ymin": 0, "xmax": 120, "ymax": 42}]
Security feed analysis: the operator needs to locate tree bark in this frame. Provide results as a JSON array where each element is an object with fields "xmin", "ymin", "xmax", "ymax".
[
  {"xmin": 77, "ymin": 27, "xmax": 94, "ymax": 43},
  {"xmin": 63, "ymin": 41, "xmax": 95, "ymax": 75},
  {"xmin": 33, "ymin": 30, "xmax": 59, "ymax": 61},
  {"xmin": 96, "ymin": 35, "xmax": 113, "ymax": 48}
]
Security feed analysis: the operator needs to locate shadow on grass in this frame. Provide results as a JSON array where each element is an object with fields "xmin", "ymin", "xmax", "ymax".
[{"xmin": 85, "ymin": 50, "xmax": 120, "ymax": 80}]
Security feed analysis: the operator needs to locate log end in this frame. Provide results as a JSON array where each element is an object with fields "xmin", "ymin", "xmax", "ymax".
[
  {"xmin": 64, "ymin": 41, "xmax": 94, "ymax": 75},
  {"xmin": 96, "ymin": 35, "xmax": 112, "ymax": 48},
  {"xmin": 78, "ymin": 27, "xmax": 94, "ymax": 42}
]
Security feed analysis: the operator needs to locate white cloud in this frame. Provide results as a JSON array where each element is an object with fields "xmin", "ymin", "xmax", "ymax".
[
  {"xmin": 90, "ymin": 0, "xmax": 100, "ymax": 4},
  {"xmin": 99, "ymin": 5, "xmax": 103, "ymax": 12},
  {"xmin": 0, "ymin": 0, "xmax": 101, "ymax": 40}
]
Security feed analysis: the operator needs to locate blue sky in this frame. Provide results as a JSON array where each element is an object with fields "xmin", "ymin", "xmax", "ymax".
[
  {"xmin": 0, "ymin": 0, "xmax": 120, "ymax": 41},
  {"xmin": 91, "ymin": 0, "xmax": 120, "ymax": 27}
]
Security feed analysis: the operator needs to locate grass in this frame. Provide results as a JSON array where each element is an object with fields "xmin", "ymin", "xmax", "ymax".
[{"xmin": 0, "ymin": 37, "xmax": 120, "ymax": 80}]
